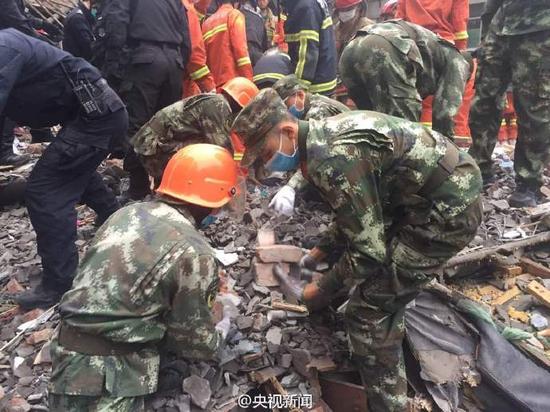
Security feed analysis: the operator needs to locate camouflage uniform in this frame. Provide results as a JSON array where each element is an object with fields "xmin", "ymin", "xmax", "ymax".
[
  {"xmin": 468, "ymin": 0, "xmax": 550, "ymax": 189},
  {"xmin": 131, "ymin": 94, "xmax": 233, "ymax": 181},
  {"xmin": 49, "ymin": 200, "xmax": 222, "ymax": 411},
  {"xmin": 234, "ymin": 91, "xmax": 482, "ymax": 412},
  {"xmin": 339, "ymin": 20, "xmax": 471, "ymax": 138},
  {"xmin": 272, "ymin": 75, "xmax": 350, "ymax": 190}
]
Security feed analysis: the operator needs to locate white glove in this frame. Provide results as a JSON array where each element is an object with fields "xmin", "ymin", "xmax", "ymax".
[
  {"xmin": 269, "ymin": 185, "xmax": 296, "ymax": 216},
  {"xmin": 215, "ymin": 316, "xmax": 231, "ymax": 340}
]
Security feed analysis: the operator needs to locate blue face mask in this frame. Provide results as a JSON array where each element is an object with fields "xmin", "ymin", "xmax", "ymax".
[
  {"xmin": 91, "ymin": 8, "xmax": 97, "ymax": 17},
  {"xmin": 265, "ymin": 133, "xmax": 300, "ymax": 172},
  {"xmin": 288, "ymin": 104, "xmax": 304, "ymax": 119},
  {"xmin": 201, "ymin": 214, "xmax": 217, "ymax": 228}
]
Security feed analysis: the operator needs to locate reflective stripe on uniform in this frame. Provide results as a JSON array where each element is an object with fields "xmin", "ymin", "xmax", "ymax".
[
  {"xmin": 253, "ymin": 72, "xmax": 286, "ymax": 82},
  {"xmin": 455, "ymin": 30, "xmax": 469, "ymax": 40},
  {"xmin": 189, "ymin": 65, "xmax": 211, "ymax": 80},
  {"xmin": 233, "ymin": 153, "xmax": 244, "ymax": 161},
  {"xmin": 310, "ymin": 78, "xmax": 337, "ymax": 93},
  {"xmin": 203, "ymin": 23, "xmax": 228, "ymax": 41},
  {"xmin": 237, "ymin": 56, "xmax": 251, "ymax": 67},
  {"xmin": 285, "ymin": 30, "xmax": 319, "ymax": 43},
  {"xmin": 420, "ymin": 122, "xmax": 432, "ymax": 128},
  {"xmin": 321, "ymin": 17, "xmax": 333, "ymax": 30}
]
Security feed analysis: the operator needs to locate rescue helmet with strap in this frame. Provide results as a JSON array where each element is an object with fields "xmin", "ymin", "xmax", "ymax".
[
  {"xmin": 220, "ymin": 77, "xmax": 260, "ymax": 108},
  {"xmin": 157, "ymin": 144, "xmax": 238, "ymax": 208}
]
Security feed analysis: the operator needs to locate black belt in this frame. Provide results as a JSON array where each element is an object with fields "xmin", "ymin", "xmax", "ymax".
[
  {"xmin": 418, "ymin": 139, "xmax": 460, "ymax": 198},
  {"xmin": 58, "ymin": 322, "xmax": 153, "ymax": 356}
]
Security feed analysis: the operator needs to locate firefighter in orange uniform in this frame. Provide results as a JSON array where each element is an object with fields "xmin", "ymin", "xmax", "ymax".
[
  {"xmin": 182, "ymin": 0, "xmax": 216, "ymax": 97},
  {"xmin": 202, "ymin": 0, "xmax": 254, "ymax": 88},
  {"xmin": 396, "ymin": 0, "xmax": 473, "ymax": 144}
]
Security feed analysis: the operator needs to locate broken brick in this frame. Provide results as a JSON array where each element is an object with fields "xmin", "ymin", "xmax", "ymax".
[
  {"xmin": 254, "ymin": 261, "xmax": 288, "ymax": 287},
  {"xmin": 257, "ymin": 229, "xmax": 276, "ymax": 246},
  {"xmin": 309, "ymin": 356, "xmax": 337, "ymax": 373},
  {"xmin": 256, "ymin": 245, "xmax": 303, "ymax": 263},
  {"xmin": 266, "ymin": 326, "xmax": 282, "ymax": 354},
  {"xmin": 4, "ymin": 279, "xmax": 24, "ymax": 293},
  {"xmin": 250, "ymin": 367, "xmax": 277, "ymax": 384},
  {"xmin": 25, "ymin": 328, "xmax": 53, "ymax": 345},
  {"xmin": 20, "ymin": 309, "xmax": 44, "ymax": 324},
  {"xmin": 236, "ymin": 315, "xmax": 254, "ymax": 331},
  {"xmin": 3, "ymin": 395, "xmax": 31, "ymax": 412}
]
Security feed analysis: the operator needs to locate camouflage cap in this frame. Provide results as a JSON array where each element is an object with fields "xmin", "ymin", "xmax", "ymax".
[
  {"xmin": 272, "ymin": 74, "xmax": 308, "ymax": 101},
  {"xmin": 232, "ymin": 88, "xmax": 289, "ymax": 168}
]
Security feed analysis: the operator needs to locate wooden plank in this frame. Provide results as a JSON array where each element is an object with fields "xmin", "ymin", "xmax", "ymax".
[
  {"xmin": 271, "ymin": 301, "xmax": 308, "ymax": 313},
  {"xmin": 493, "ymin": 286, "xmax": 521, "ymax": 306},
  {"xmin": 520, "ymin": 257, "xmax": 550, "ymax": 279},
  {"xmin": 526, "ymin": 280, "xmax": 550, "ymax": 309},
  {"xmin": 497, "ymin": 265, "xmax": 523, "ymax": 277}
]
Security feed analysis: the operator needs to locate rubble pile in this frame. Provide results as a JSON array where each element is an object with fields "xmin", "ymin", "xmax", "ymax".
[{"xmin": 0, "ymin": 138, "xmax": 550, "ymax": 411}]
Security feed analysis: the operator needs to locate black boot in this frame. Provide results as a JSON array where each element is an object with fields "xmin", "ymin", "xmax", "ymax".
[
  {"xmin": 509, "ymin": 185, "xmax": 537, "ymax": 208},
  {"xmin": 15, "ymin": 281, "xmax": 68, "ymax": 310},
  {"xmin": 0, "ymin": 129, "xmax": 30, "ymax": 167}
]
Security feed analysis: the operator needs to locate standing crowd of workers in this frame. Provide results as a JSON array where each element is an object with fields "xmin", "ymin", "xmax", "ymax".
[{"xmin": 1, "ymin": 0, "xmax": 549, "ymax": 411}]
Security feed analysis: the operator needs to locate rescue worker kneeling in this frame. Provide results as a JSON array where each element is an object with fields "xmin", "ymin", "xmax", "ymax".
[{"xmin": 49, "ymin": 144, "xmax": 239, "ymax": 411}]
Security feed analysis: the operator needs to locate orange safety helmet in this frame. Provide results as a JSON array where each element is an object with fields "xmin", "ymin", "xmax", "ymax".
[
  {"xmin": 157, "ymin": 144, "xmax": 238, "ymax": 208},
  {"xmin": 220, "ymin": 77, "xmax": 260, "ymax": 108},
  {"xmin": 335, "ymin": 0, "xmax": 361, "ymax": 10}
]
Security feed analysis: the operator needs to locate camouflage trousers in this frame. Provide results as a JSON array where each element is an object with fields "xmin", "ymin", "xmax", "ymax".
[
  {"xmin": 49, "ymin": 393, "xmax": 145, "ymax": 412},
  {"xmin": 469, "ymin": 29, "xmax": 550, "ymax": 188},
  {"xmin": 339, "ymin": 34, "xmax": 422, "ymax": 125},
  {"xmin": 318, "ymin": 198, "xmax": 482, "ymax": 412}
]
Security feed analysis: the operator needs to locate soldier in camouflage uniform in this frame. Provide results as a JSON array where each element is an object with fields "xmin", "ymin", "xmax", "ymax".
[
  {"xmin": 468, "ymin": 0, "xmax": 550, "ymax": 207},
  {"xmin": 49, "ymin": 144, "xmax": 239, "ymax": 411},
  {"xmin": 268, "ymin": 74, "xmax": 350, "ymax": 215},
  {"xmin": 129, "ymin": 77, "xmax": 258, "ymax": 190},
  {"xmin": 232, "ymin": 89, "xmax": 482, "ymax": 412},
  {"xmin": 339, "ymin": 19, "xmax": 472, "ymax": 139}
]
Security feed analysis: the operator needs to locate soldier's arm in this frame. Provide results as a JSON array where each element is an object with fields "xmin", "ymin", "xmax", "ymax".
[
  {"xmin": 432, "ymin": 49, "xmax": 470, "ymax": 138},
  {"xmin": 287, "ymin": 170, "xmax": 308, "ymax": 191},
  {"xmin": 195, "ymin": 99, "xmax": 233, "ymax": 150},
  {"xmin": 311, "ymin": 154, "xmax": 387, "ymax": 295},
  {"xmin": 163, "ymin": 253, "xmax": 222, "ymax": 361},
  {"xmin": 130, "ymin": 106, "xmax": 174, "ymax": 156}
]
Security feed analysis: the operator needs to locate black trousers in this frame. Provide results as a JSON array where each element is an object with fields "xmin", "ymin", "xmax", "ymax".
[
  {"xmin": 25, "ymin": 105, "xmax": 128, "ymax": 290},
  {"xmin": 119, "ymin": 44, "xmax": 184, "ymax": 197}
]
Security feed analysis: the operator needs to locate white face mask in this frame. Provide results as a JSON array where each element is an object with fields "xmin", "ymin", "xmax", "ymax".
[{"xmin": 339, "ymin": 8, "xmax": 357, "ymax": 23}]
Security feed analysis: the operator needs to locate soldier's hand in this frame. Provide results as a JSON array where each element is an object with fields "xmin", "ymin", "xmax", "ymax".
[
  {"xmin": 269, "ymin": 185, "xmax": 295, "ymax": 216},
  {"xmin": 273, "ymin": 264, "xmax": 306, "ymax": 301}
]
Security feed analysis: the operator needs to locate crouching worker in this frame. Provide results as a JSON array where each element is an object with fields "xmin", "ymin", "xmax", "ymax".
[
  {"xmin": 49, "ymin": 144, "xmax": 239, "ymax": 411},
  {"xmin": 232, "ymin": 89, "xmax": 483, "ymax": 412}
]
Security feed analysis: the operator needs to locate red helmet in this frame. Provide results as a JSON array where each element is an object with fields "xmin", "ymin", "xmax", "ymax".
[
  {"xmin": 335, "ymin": 0, "xmax": 361, "ymax": 10},
  {"xmin": 380, "ymin": 0, "xmax": 398, "ymax": 20}
]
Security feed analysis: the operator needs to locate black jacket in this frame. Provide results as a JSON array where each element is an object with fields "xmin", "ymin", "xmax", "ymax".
[
  {"xmin": 240, "ymin": 4, "xmax": 268, "ymax": 66},
  {"xmin": 64, "ymin": 2, "xmax": 96, "ymax": 60},
  {"xmin": 0, "ymin": 28, "xmax": 101, "ymax": 128},
  {"xmin": 0, "ymin": 0, "xmax": 36, "ymax": 37}
]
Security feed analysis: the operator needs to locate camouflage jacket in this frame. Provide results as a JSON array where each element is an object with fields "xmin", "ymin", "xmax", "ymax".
[
  {"xmin": 287, "ymin": 93, "xmax": 349, "ymax": 190},
  {"xmin": 131, "ymin": 93, "xmax": 233, "ymax": 178},
  {"xmin": 50, "ymin": 200, "xmax": 221, "ymax": 397},
  {"xmin": 488, "ymin": 0, "xmax": 550, "ymax": 36},
  {"xmin": 357, "ymin": 20, "xmax": 470, "ymax": 137},
  {"xmin": 300, "ymin": 111, "xmax": 481, "ymax": 288}
]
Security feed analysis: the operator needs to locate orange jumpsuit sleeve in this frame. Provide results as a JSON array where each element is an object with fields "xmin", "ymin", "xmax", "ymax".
[
  {"xmin": 184, "ymin": 2, "xmax": 215, "ymax": 92},
  {"xmin": 451, "ymin": 0, "xmax": 469, "ymax": 50},
  {"xmin": 228, "ymin": 10, "xmax": 253, "ymax": 80}
]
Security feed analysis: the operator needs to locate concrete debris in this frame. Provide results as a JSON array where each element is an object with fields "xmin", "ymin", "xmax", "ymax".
[{"xmin": 182, "ymin": 375, "xmax": 211, "ymax": 410}]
